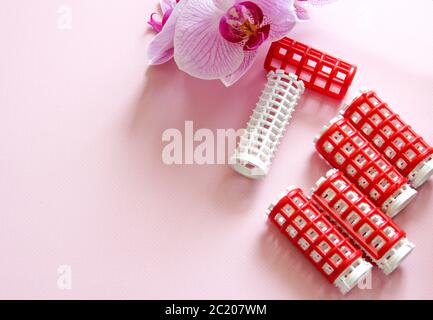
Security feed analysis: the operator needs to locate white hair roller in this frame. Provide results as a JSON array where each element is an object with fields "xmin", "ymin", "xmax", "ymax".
[{"xmin": 231, "ymin": 70, "xmax": 305, "ymax": 179}]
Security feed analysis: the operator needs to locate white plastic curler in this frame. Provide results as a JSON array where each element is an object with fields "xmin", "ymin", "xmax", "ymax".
[{"xmin": 231, "ymin": 70, "xmax": 305, "ymax": 179}]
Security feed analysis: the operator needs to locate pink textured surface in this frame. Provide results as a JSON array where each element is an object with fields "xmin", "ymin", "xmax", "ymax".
[{"xmin": 0, "ymin": 0, "xmax": 432, "ymax": 299}]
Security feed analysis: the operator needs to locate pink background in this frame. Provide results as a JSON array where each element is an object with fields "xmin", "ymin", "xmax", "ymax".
[{"xmin": 0, "ymin": 0, "xmax": 432, "ymax": 299}]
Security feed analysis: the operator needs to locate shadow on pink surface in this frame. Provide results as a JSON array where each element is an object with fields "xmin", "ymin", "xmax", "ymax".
[
  {"xmin": 126, "ymin": 58, "xmax": 270, "ymax": 214},
  {"xmin": 258, "ymin": 220, "xmax": 408, "ymax": 299},
  {"xmin": 394, "ymin": 182, "xmax": 433, "ymax": 226}
]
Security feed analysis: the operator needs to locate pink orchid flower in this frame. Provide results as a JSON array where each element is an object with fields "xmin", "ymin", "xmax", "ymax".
[
  {"xmin": 294, "ymin": 0, "xmax": 336, "ymax": 21},
  {"xmin": 147, "ymin": 0, "xmax": 297, "ymax": 86}
]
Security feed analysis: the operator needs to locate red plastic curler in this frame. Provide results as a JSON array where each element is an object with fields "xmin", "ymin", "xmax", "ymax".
[
  {"xmin": 267, "ymin": 186, "xmax": 372, "ymax": 294},
  {"xmin": 312, "ymin": 169, "xmax": 415, "ymax": 275},
  {"xmin": 264, "ymin": 37, "xmax": 357, "ymax": 100},
  {"xmin": 340, "ymin": 89, "xmax": 433, "ymax": 188},
  {"xmin": 314, "ymin": 116, "xmax": 417, "ymax": 218}
]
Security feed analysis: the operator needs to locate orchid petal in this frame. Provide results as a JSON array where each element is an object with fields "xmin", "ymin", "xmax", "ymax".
[
  {"xmin": 250, "ymin": 0, "xmax": 297, "ymax": 41},
  {"xmin": 162, "ymin": 8, "xmax": 174, "ymax": 25},
  {"xmin": 220, "ymin": 16, "xmax": 246, "ymax": 43},
  {"xmin": 294, "ymin": 3, "xmax": 310, "ymax": 21},
  {"xmin": 147, "ymin": 0, "xmax": 187, "ymax": 65},
  {"xmin": 213, "ymin": 0, "xmax": 233, "ymax": 11},
  {"xmin": 221, "ymin": 50, "xmax": 257, "ymax": 86},
  {"xmin": 148, "ymin": 13, "xmax": 164, "ymax": 33},
  {"xmin": 244, "ymin": 24, "xmax": 269, "ymax": 51},
  {"xmin": 150, "ymin": 48, "xmax": 175, "ymax": 65},
  {"xmin": 240, "ymin": 1, "xmax": 264, "ymax": 25},
  {"xmin": 219, "ymin": 1, "xmax": 265, "ymax": 43},
  {"xmin": 296, "ymin": 0, "xmax": 336, "ymax": 8},
  {"xmin": 174, "ymin": 0, "xmax": 244, "ymax": 80},
  {"xmin": 160, "ymin": 0, "xmax": 178, "ymax": 12}
]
